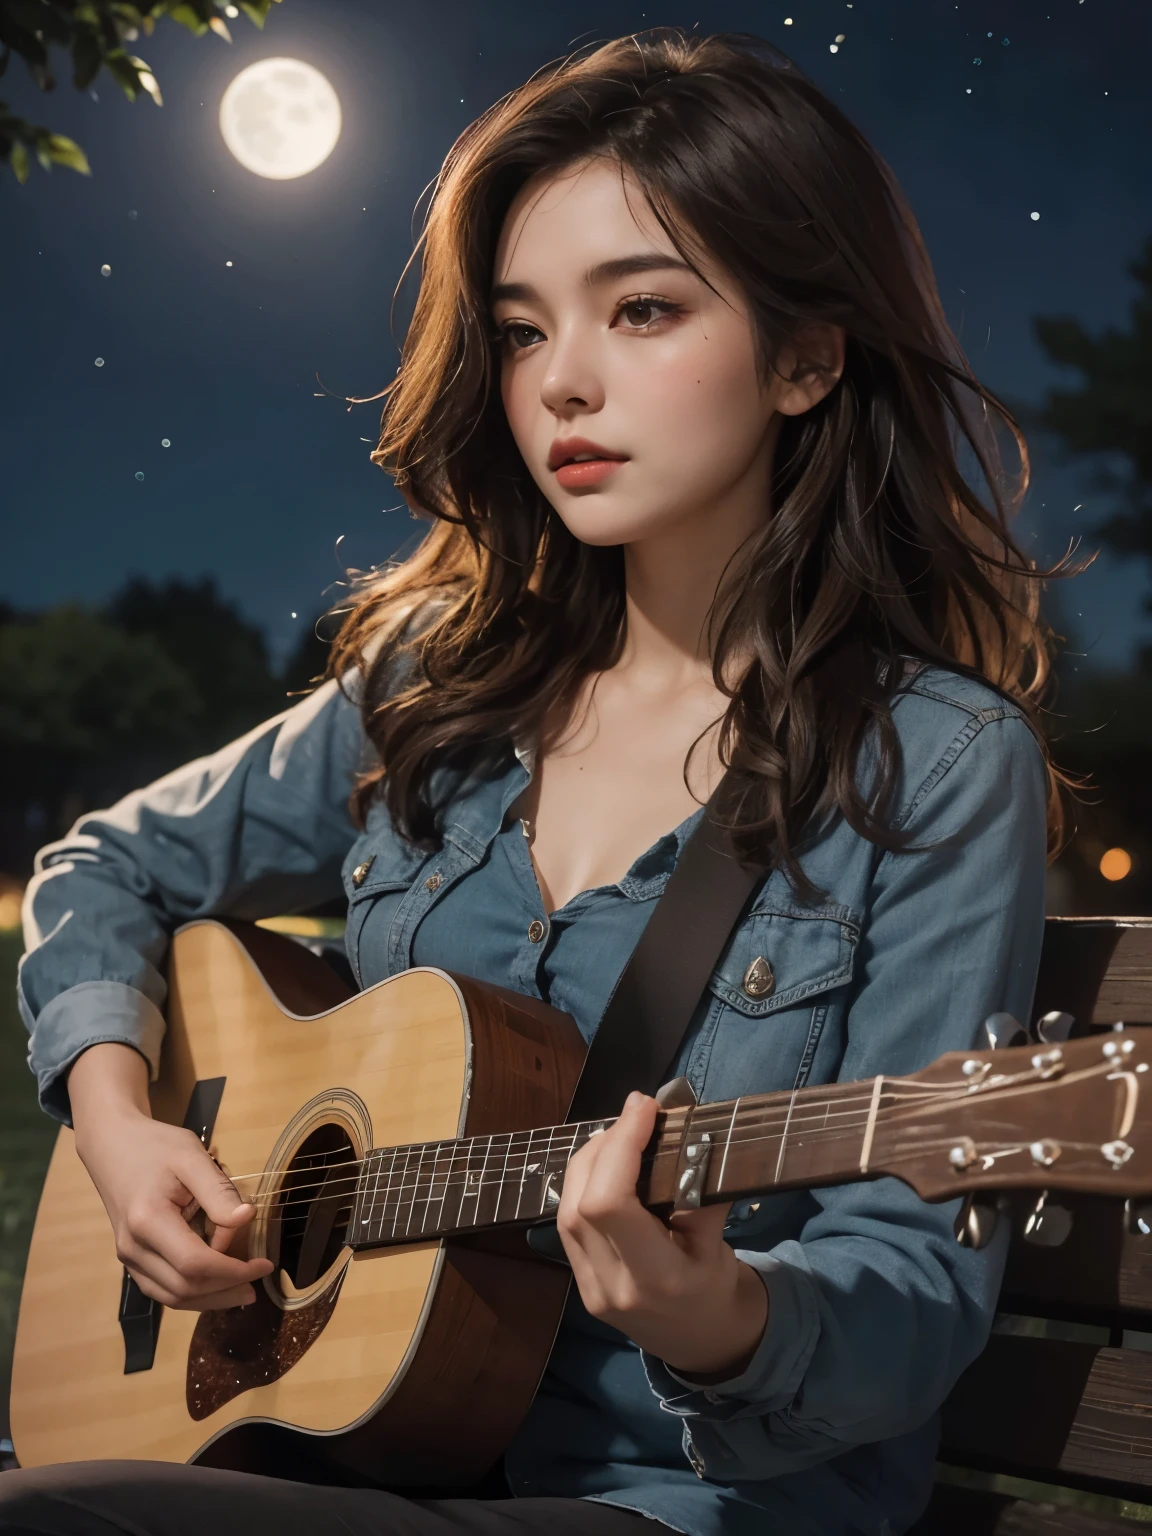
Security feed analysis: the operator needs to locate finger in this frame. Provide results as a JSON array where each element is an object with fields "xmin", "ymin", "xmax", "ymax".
[
  {"xmin": 176, "ymin": 1150, "xmax": 259, "ymax": 1232},
  {"xmin": 133, "ymin": 1202, "xmax": 273, "ymax": 1289},
  {"xmin": 167, "ymin": 1280, "xmax": 262, "ymax": 1312},
  {"xmin": 121, "ymin": 1236, "xmax": 257, "ymax": 1309},
  {"xmin": 575, "ymin": 1092, "xmax": 660, "ymax": 1237},
  {"xmin": 666, "ymin": 1199, "xmax": 735, "ymax": 1257},
  {"xmin": 126, "ymin": 1259, "xmax": 258, "ymax": 1312}
]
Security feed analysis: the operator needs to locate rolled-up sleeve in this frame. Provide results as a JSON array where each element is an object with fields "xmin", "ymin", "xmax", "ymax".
[
  {"xmin": 640, "ymin": 709, "xmax": 1048, "ymax": 1479},
  {"xmin": 18, "ymin": 676, "xmax": 370, "ymax": 1125}
]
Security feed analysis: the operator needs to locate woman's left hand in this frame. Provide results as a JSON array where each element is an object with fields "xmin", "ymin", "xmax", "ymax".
[{"xmin": 557, "ymin": 1089, "xmax": 770, "ymax": 1381}]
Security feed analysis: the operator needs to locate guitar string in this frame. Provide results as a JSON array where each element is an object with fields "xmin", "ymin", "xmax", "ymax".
[
  {"xmin": 218, "ymin": 1069, "xmax": 1052, "ymax": 1216},
  {"xmin": 219, "ymin": 1075, "xmax": 955, "ymax": 1193},
  {"xmin": 226, "ymin": 1074, "xmax": 1035, "ymax": 1222},
  {"xmin": 214, "ymin": 1078, "xmax": 961, "ymax": 1205}
]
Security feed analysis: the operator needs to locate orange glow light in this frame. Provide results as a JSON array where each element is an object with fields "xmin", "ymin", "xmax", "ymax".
[{"xmin": 1100, "ymin": 848, "xmax": 1133, "ymax": 882}]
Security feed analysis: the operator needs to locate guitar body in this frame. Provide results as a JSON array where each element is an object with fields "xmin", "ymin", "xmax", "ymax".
[{"xmin": 11, "ymin": 920, "xmax": 585, "ymax": 1483}]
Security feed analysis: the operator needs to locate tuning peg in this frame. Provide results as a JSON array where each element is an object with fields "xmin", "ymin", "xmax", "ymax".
[
  {"xmin": 1022, "ymin": 1191, "xmax": 1073, "ymax": 1247},
  {"xmin": 984, "ymin": 1013, "xmax": 1027, "ymax": 1051},
  {"xmin": 954, "ymin": 1193, "xmax": 999, "ymax": 1249},
  {"xmin": 1126, "ymin": 1199, "xmax": 1152, "ymax": 1237},
  {"xmin": 1034, "ymin": 1011, "xmax": 1075, "ymax": 1045}
]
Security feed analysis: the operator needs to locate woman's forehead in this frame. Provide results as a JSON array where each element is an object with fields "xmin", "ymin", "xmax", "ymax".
[{"xmin": 493, "ymin": 159, "xmax": 710, "ymax": 291}]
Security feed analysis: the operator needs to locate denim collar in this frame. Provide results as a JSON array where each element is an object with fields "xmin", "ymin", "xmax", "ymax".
[{"xmin": 440, "ymin": 746, "xmax": 707, "ymax": 902}]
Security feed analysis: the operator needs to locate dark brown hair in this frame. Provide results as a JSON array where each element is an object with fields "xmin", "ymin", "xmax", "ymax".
[{"xmin": 328, "ymin": 26, "xmax": 1070, "ymax": 889}]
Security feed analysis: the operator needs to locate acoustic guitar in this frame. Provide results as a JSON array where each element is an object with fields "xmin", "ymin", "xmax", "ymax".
[{"xmin": 11, "ymin": 918, "xmax": 1152, "ymax": 1481}]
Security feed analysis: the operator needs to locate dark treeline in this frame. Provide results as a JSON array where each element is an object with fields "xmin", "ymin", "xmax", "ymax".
[{"xmin": 0, "ymin": 576, "xmax": 331, "ymax": 878}]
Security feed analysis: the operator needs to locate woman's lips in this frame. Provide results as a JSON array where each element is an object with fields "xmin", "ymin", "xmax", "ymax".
[{"xmin": 553, "ymin": 458, "xmax": 628, "ymax": 488}]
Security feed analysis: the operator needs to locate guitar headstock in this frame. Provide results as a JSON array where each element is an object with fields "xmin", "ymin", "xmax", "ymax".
[{"xmin": 872, "ymin": 1026, "xmax": 1152, "ymax": 1203}]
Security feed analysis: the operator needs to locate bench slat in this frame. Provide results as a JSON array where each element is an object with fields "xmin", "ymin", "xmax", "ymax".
[
  {"xmin": 1033, "ymin": 922, "xmax": 1152, "ymax": 1029},
  {"xmin": 915, "ymin": 1483, "xmax": 1140, "ymax": 1535},
  {"xmin": 1000, "ymin": 1196, "xmax": 1152, "ymax": 1322},
  {"xmin": 939, "ymin": 1335, "xmax": 1152, "ymax": 1494}
]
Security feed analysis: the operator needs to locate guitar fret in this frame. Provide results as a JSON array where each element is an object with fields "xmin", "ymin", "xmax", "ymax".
[
  {"xmin": 493, "ymin": 1130, "xmax": 515, "ymax": 1226},
  {"xmin": 429, "ymin": 1139, "xmax": 454, "ymax": 1234},
  {"xmin": 773, "ymin": 1088, "xmax": 798, "ymax": 1185},
  {"xmin": 415, "ymin": 1141, "xmax": 435, "ymax": 1236},
  {"xmin": 393, "ymin": 1143, "xmax": 415, "ymax": 1238},
  {"xmin": 716, "ymin": 1097, "xmax": 740, "ymax": 1191}
]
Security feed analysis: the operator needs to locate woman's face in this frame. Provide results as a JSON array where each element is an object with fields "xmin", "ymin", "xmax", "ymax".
[{"xmin": 491, "ymin": 157, "xmax": 785, "ymax": 550}]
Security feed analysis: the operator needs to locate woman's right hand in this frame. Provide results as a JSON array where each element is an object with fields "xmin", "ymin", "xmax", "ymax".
[{"xmin": 68, "ymin": 1043, "xmax": 275, "ymax": 1311}]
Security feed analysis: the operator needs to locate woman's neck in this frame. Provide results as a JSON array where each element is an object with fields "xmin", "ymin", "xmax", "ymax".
[{"xmin": 618, "ymin": 465, "xmax": 774, "ymax": 687}]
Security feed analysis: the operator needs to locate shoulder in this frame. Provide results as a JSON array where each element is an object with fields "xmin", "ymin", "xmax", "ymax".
[
  {"xmin": 340, "ymin": 596, "xmax": 447, "ymax": 708},
  {"xmin": 884, "ymin": 662, "xmax": 1045, "ymax": 832}
]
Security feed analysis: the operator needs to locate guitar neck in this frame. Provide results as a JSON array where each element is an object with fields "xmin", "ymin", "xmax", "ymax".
[{"xmin": 349, "ymin": 1078, "xmax": 878, "ymax": 1249}]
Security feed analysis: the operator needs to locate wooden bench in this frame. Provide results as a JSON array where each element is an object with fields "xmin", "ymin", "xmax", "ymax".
[{"xmin": 914, "ymin": 916, "xmax": 1152, "ymax": 1534}]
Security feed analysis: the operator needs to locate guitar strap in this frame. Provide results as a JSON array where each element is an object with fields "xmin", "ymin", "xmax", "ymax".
[{"xmin": 526, "ymin": 775, "xmax": 768, "ymax": 1261}]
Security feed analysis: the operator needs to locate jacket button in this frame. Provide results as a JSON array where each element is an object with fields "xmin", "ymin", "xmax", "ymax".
[
  {"xmin": 742, "ymin": 955, "xmax": 774, "ymax": 998},
  {"xmin": 424, "ymin": 872, "xmax": 442, "ymax": 893},
  {"xmin": 527, "ymin": 918, "xmax": 547, "ymax": 944},
  {"xmin": 351, "ymin": 856, "xmax": 376, "ymax": 888}
]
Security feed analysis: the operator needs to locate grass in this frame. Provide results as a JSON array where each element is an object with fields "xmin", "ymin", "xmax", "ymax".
[{"xmin": 0, "ymin": 928, "xmax": 58, "ymax": 1447}]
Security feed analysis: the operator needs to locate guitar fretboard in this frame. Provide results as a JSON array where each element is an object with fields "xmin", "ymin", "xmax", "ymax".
[{"xmin": 347, "ymin": 1077, "xmax": 897, "ymax": 1248}]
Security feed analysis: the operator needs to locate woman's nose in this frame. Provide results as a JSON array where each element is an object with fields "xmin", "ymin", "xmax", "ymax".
[{"xmin": 538, "ymin": 325, "xmax": 606, "ymax": 415}]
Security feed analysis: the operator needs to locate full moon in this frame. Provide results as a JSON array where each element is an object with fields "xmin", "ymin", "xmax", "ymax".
[{"xmin": 219, "ymin": 58, "xmax": 341, "ymax": 180}]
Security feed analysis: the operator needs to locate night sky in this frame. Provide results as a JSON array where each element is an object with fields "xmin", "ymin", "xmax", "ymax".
[{"xmin": 2, "ymin": 0, "xmax": 1150, "ymax": 671}]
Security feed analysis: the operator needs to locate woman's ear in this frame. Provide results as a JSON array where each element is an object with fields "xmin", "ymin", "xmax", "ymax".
[{"xmin": 774, "ymin": 322, "xmax": 846, "ymax": 417}]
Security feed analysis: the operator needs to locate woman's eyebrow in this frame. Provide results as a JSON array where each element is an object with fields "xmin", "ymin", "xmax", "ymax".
[{"xmin": 490, "ymin": 253, "xmax": 696, "ymax": 305}]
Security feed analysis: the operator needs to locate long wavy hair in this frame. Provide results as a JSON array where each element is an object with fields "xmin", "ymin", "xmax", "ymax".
[{"xmin": 327, "ymin": 27, "xmax": 1070, "ymax": 889}]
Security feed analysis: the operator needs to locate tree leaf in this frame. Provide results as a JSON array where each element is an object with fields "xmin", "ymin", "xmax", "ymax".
[
  {"xmin": 44, "ymin": 134, "xmax": 91, "ymax": 174},
  {"xmin": 70, "ymin": 30, "xmax": 104, "ymax": 91},
  {"xmin": 207, "ymin": 16, "xmax": 232, "ymax": 42},
  {"xmin": 9, "ymin": 140, "xmax": 29, "ymax": 184},
  {"xmin": 165, "ymin": 3, "xmax": 210, "ymax": 34}
]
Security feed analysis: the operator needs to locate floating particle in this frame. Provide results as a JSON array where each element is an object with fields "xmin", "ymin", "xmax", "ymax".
[
  {"xmin": 135, "ymin": 471, "xmax": 144, "ymax": 481},
  {"xmin": 161, "ymin": 438, "xmax": 171, "ymax": 447},
  {"xmin": 225, "ymin": 2, "xmax": 239, "ymax": 13},
  {"xmin": 359, "ymin": 436, "xmax": 374, "ymax": 442},
  {"xmin": 830, "ymin": 43, "xmax": 839, "ymax": 52},
  {"xmin": 95, "ymin": 357, "xmax": 104, "ymax": 367},
  {"xmin": 128, "ymin": 209, "xmax": 138, "ymax": 220},
  {"xmin": 987, "ymin": 31, "xmax": 992, "ymax": 36},
  {"xmin": 225, "ymin": 260, "xmax": 233, "ymax": 267},
  {"xmin": 835, "ymin": 33, "xmax": 845, "ymax": 42},
  {"xmin": 290, "ymin": 611, "xmax": 297, "ymax": 619},
  {"xmin": 1030, "ymin": 211, "xmax": 1040, "ymax": 221},
  {"xmin": 784, "ymin": 15, "xmax": 792, "ymax": 22},
  {"xmin": 100, "ymin": 264, "xmax": 111, "ymax": 277},
  {"xmin": 974, "ymin": 57, "xmax": 982, "ymax": 65},
  {"xmin": 1002, "ymin": 37, "xmax": 1009, "ymax": 45},
  {"xmin": 966, "ymin": 88, "xmax": 972, "ymax": 93}
]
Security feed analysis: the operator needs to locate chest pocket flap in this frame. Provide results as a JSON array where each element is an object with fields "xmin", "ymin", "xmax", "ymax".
[
  {"xmin": 708, "ymin": 899, "xmax": 860, "ymax": 1017},
  {"xmin": 342, "ymin": 802, "xmax": 431, "ymax": 905}
]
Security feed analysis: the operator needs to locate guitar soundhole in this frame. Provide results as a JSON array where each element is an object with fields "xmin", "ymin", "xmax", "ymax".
[{"xmin": 268, "ymin": 1123, "xmax": 358, "ymax": 1292}]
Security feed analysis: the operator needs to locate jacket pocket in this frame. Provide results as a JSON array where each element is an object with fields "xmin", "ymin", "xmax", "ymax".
[
  {"xmin": 341, "ymin": 804, "xmax": 432, "ymax": 909},
  {"xmin": 706, "ymin": 899, "xmax": 860, "ymax": 1018}
]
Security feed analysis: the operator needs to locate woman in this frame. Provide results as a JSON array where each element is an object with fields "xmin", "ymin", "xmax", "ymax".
[{"xmin": 4, "ymin": 27, "xmax": 1061, "ymax": 1536}]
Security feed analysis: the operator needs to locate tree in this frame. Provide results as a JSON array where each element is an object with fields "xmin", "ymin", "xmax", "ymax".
[
  {"xmin": 107, "ymin": 573, "xmax": 285, "ymax": 740},
  {"xmin": 0, "ymin": 576, "xmax": 300, "ymax": 875},
  {"xmin": 0, "ymin": 0, "xmax": 281, "ymax": 183},
  {"xmin": 1031, "ymin": 232, "xmax": 1152, "ymax": 600}
]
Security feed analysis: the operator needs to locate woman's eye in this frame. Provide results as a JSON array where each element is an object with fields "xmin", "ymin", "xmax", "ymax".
[
  {"xmin": 495, "ymin": 296, "xmax": 680, "ymax": 353},
  {"xmin": 617, "ymin": 296, "xmax": 680, "ymax": 329},
  {"xmin": 499, "ymin": 322, "xmax": 543, "ymax": 351}
]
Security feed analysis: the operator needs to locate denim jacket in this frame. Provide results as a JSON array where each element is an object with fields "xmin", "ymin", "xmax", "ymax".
[{"xmin": 18, "ymin": 660, "xmax": 1049, "ymax": 1536}]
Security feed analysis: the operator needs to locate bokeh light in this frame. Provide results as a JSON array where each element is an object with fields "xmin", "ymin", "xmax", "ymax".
[{"xmin": 1100, "ymin": 848, "xmax": 1133, "ymax": 882}]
